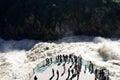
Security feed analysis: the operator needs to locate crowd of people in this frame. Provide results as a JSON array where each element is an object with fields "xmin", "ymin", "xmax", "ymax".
[
  {"xmin": 95, "ymin": 67, "xmax": 109, "ymax": 80},
  {"xmin": 33, "ymin": 54, "xmax": 110, "ymax": 80}
]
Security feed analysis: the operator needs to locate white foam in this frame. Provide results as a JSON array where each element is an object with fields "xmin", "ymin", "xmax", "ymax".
[{"xmin": 0, "ymin": 36, "xmax": 120, "ymax": 80}]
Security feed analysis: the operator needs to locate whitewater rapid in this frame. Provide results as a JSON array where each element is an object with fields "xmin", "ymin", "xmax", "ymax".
[{"xmin": 0, "ymin": 36, "xmax": 120, "ymax": 80}]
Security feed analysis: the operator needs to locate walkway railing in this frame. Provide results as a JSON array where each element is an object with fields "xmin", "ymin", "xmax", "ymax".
[
  {"xmin": 32, "ymin": 54, "xmax": 110, "ymax": 80},
  {"xmin": 34, "ymin": 56, "xmax": 97, "ymax": 73}
]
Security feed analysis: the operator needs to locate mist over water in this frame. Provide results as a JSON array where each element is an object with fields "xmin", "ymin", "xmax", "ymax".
[
  {"xmin": 0, "ymin": 38, "xmax": 40, "ymax": 80},
  {"xmin": 0, "ymin": 36, "xmax": 120, "ymax": 80},
  {"xmin": 0, "ymin": 38, "xmax": 39, "ymax": 52}
]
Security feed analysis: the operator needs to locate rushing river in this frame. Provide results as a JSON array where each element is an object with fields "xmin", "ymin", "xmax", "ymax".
[{"xmin": 0, "ymin": 36, "xmax": 120, "ymax": 80}]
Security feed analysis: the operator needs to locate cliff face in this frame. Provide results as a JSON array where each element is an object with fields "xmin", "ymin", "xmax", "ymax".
[{"xmin": 0, "ymin": 0, "xmax": 120, "ymax": 40}]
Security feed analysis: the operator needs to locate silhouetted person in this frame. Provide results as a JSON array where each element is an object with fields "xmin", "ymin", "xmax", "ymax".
[
  {"xmin": 58, "ymin": 55, "xmax": 62, "ymax": 66},
  {"xmin": 79, "ymin": 57, "xmax": 82, "ymax": 70},
  {"xmin": 56, "ymin": 70, "xmax": 59, "ymax": 80},
  {"xmin": 69, "ymin": 63, "xmax": 74, "ymax": 69},
  {"xmin": 70, "ymin": 72, "xmax": 77, "ymax": 80},
  {"xmin": 60, "ymin": 55, "xmax": 62, "ymax": 63},
  {"xmin": 89, "ymin": 61, "xmax": 94, "ymax": 74},
  {"xmin": 79, "ymin": 57, "xmax": 82, "ymax": 66},
  {"xmin": 94, "ymin": 69, "xmax": 98, "ymax": 80},
  {"xmin": 68, "ymin": 54, "xmax": 72, "ymax": 63},
  {"xmin": 71, "ymin": 69, "xmax": 74, "ymax": 75},
  {"xmin": 76, "ymin": 64, "xmax": 81, "ymax": 80},
  {"xmin": 75, "ymin": 57, "xmax": 77, "ymax": 64},
  {"xmin": 66, "ymin": 68, "xmax": 70, "ymax": 80},
  {"xmin": 65, "ymin": 55, "xmax": 68, "ymax": 62},
  {"xmin": 34, "ymin": 75, "xmax": 37, "ymax": 80},
  {"xmin": 74, "ymin": 64, "xmax": 77, "ymax": 72},
  {"xmin": 77, "ymin": 71, "xmax": 80, "ymax": 80},
  {"xmin": 84, "ymin": 65, "xmax": 87, "ymax": 73},
  {"xmin": 50, "ymin": 58, "xmax": 52, "ymax": 64},
  {"xmin": 99, "ymin": 69, "xmax": 105, "ymax": 80},
  {"xmin": 46, "ymin": 58, "xmax": 49, "ymax": 65},
  {"xmin": 63, "ymin": 55, "xmax": 65, "ymax": 62},
  {"xmin": 52, "ymin": 68, "xmax": 55, "ymax": 75},
  {"xmin": 61, "ymin": 63, "xmax": 66, "ymax": 76},
  {"xmin": 77, "ymin": 63, "xmax": 81, "ymax": 72},
  {"xmin": 49, "ymin": 68, "xmax": 55, "ymax": 80}
]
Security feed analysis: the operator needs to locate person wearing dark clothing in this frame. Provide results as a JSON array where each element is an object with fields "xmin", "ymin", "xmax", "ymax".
[
  {"xmin": 63, "ymin": 55, "xmax": 65, "ymax": 61},
  {"xmin": 79, "ymin": 57, "xmax": 82, "ymax": 68},
  {"xmin": 50, "ymin": 58, "xmax": 52, "ymax": 64},
  {"xmin": 66, "ymin": 69, "xmax": 70, "ymax": 80},
  {"xmin": 99, "ymin": 69, "xmax": 105, "ymax": 80},
  {"xmin": 76, "ymin": 63, "xmax": 81, "ymax": 80},
  {"xmin": 69, "ymin": 54, "xmax": 73, "ymax": 63},
  {"xmin": 70, "ymin": 73, "xmax": 77, "ymax": 80},
  {"xmin": 60, "ymin": 55, "xmax": 62, "ymax": 63},
  {"xmin": 57, "ymin": 55, "xmax": 62, "ymax": 66},
  {"xmin": 71, "ymin": 57, "xmax": 74, "ymax": 64},
  {"xmin": 61, "ymin": 63, "xmax": 66, "ymax": 76},
  {"xmin": 94, "ymin": 69, "xmax": 98, "ymax": 80},
  {"xmin": 89, "ymin": 61, "xmax": 94, "ymax": 74},
  {"xmin": 34, "ymin": 75, "xmax": 37, "ymax": 80},
  {"xmin": 52, "ymin": 68, "xmax": 55, "ymax": 76},
  {"xmin": 49, "ymin": 68, "xmax": 55, "ymax": 80},
  {"xmin": 77, "ymin": 63, "xmax": 81, "ymax": 72},
  {"xmin": 46, "ymin": 58, "xmax": 49, "ymax": 65},
  {"xmin": 71, "ymin": 69, "xmax": 74, "ymax": 75},
  {"xmin": 74, "ymin": 64, "xmax": 77, "ymax": 72},
  {"xmin": 56, "ymin": 70, "xmax": 59, "ymax": 80},
  {"xmin": 73, "ymin": 56, "xmax": 77, "ymax": 63},
  {"xmin": 69, "ymin": 54, "xmax": 71, "ymax": 62},
  {"xmin": 77, "ymin": 71, "xmax": 80, "ymax": 80},
  {"xmin": 84, "ymin": 65, "xmax": 87, "ymax": 73},
  {"xmin": 69, "ymin": 54, "xmax": 72, "ymax": 59},
  {"xmin": 69, "ymin": 64, "xmax": 73, "ymax": 69},
  {"xmin": 65, "ymin": 55, "xmax": 68, "ymax": 62},
  {"xmin": 57, "ymin": 55, "xmax": 61, "ymax": 66},
  {"xmin": 75, "ymin": 58, "xmax": 77, "ymax": 64}
]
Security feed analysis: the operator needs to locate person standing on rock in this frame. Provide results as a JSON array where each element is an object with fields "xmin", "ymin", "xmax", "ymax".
[{"xmin": 34, "ymin": 75, "xmax": 37, "ymax": 80}]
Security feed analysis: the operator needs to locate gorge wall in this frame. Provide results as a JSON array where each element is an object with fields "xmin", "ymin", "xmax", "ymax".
[{"xmin": 0, "ymin": 0, "xmax": 120, "ymax": 40}]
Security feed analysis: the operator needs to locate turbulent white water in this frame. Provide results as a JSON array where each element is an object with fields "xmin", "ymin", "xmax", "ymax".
[
  {"xmin": 0, "ymin": 38, "xmax": 39, "ymax": 52},
  {"xmin": 0, "ymin": 36, "xmax": 120, "ymax": 80}
]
